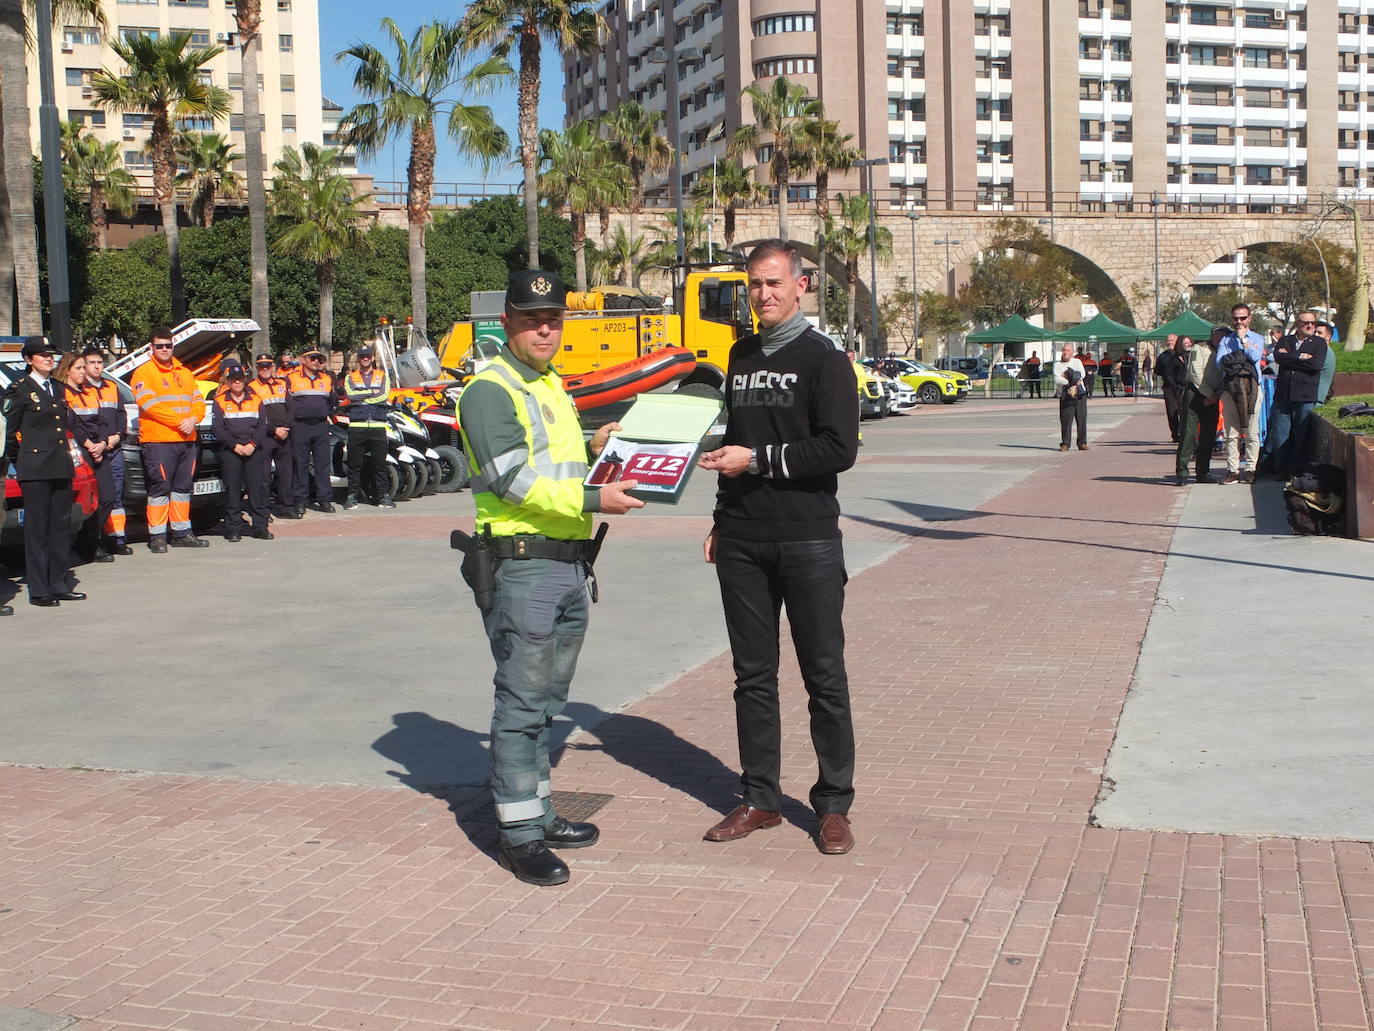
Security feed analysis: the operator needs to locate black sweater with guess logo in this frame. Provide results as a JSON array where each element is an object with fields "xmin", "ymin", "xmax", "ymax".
[{"xmin": 713, "ymin": 327, "xmax": 859, "ymax": 542}]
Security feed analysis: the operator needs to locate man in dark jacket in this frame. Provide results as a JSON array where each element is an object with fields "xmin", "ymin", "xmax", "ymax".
[
  {"xmin": 1265, "ymin": 311, "xmax": 1329, "ymax": 478},
  {"xmin": 699, "ymin": 239, "xmax": 860, "ymax": 856},
  {"xmin": 1155, "ymin": 334, "xmax": 1187, "ymax": 441},
  {"xmin": 1, "ymin": 338, "xmax": 85, "ymax": 607}
]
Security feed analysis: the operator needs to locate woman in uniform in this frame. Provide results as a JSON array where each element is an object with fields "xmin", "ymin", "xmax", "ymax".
[{"xmin": 1, "ymin": 338, "xmax": 85, "ymax": 607}]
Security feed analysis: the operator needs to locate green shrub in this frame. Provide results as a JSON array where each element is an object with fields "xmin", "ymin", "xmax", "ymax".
[
  {"xmin": 1333, "ymin": 347, "xmax": 1374, "ymax": 373},
  {"xmin": 1316, "ymin": 394, "xmax": 1374, "ymax": 434}
]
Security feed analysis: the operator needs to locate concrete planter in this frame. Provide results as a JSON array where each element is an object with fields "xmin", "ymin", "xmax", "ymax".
[
  {"xmin": 1332, "ymin": 372, "xmax": 1374, "ymax": 396},
  {"xmin": 1310, "ymin": 414, "xmax": 1374, "ymax": 539}
]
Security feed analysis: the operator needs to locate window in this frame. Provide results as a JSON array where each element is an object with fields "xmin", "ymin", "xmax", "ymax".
[
  {"xmin": 282, "ymin": 114, "xmax": 296, "ymax": 132},
  {"xmin": 975, "ymin": 56, "xmax": 1011, "ymax": 76},
  {"xmin": 976, "ymin": 98, "xmax": 1012, "ymax": 118},
  {"xmin": 1244, "ymin": 126, "xmax": 1283, "ymax": 146},
  {"xmin": 280, "ymin": 74, "xmax": 295, "ymax": 92},
  {"xmin": 1079, "ymin": 78, "xmax": 1103, "ymax": 100},
  {"xmin": 1246, "ymin": 165, "xmax": 1282, "ymax": 185},
  {"xmin": 1080, "ymin": 38, "xmax": 1102, "ymax": 60},
  {"xmin": 229, "ymin": 113, "xmax": 244, "ymax": 132},
  {"xmin": 1242, "ymin": 47, "xmax": 1284, "ymax": 69},
  {"xmin": 278, "ymin": 33, "xmax": 292, "ymax": 52},
  {"xmin": 122, "ymin": 113, "xmax": 153, "ymax": 128},
  {"xmin": 1110, "ymin": 119, "xmax": 1132, "ymax": 141},
  {"xmin": 1108, "ymin": 78, "xmax": 1131, "ymax": 101},
  {"xmin": 177, "ymin": 116, "xmax": 214, "ymax": 131},
  {"xmin": 1189, "ymin": 85, "xmax": 1232, "ymax": 106},
  {"xmin": 118, "ymin": 25, "xmax": 159, "ymax": 40},
  {"xmin": 179, "ymin": 29, "xmax": 210, "ymax": 48},
  {"xmin": 974, "ymin": 14, "xmax": 1010, "ymax": 35},
  {"xmin": 1187, "ymin": 45, "xmax": 1228, "ymax": 66},
  {"xmin": 1340, "ymin": 90, "xmax": 1360, "ymax": 112},
  {"xmin": 1110, "ymin": 39, "xmax": 1131, "ymax": 61},
  {"xmin": 65, "ymin": 67, "xmax": 89, "ymax": 86},
  {"xmin": 1081, "ymin": 159, "xmax": 1105, "ymax": 178},
  {"xmin": 116, "ymin": 0, "xmax": 158, "ymax": 5},
  {"xmin": 1080, "ymin": 119, "xmax": 1103, "ymax": 141},
  {"xmin": 278, "ymin": 0, "xmax": 292, "ymax": 8},
  {"xmin": 63, "ymin": 25, "xmax": 101, "ymax": 45},
  {"xmin": 1339, "ymin": 128, "xmax": 1361, "ymax": 149},
  {"xmin": 753, "ymin": 57, "xmax": 815, "ymax": 77},
  {"xmin": 753, "ymin": 14, "xmax": 814, "ymax": 36},
  {"xmin": 124, "ymin": 150, "xmax": 152, "ymax": 169},
  {"xmin": 70, "ymin": 109, "xmax": 106, "ymax": 127},
  {"xmin": 1190, "ymin": 165, "xmax": 1224, "ymax": 184},
  {"xmin": 168, "ymin": 0, "xmax": 210, "ymax": 7},
  {"xmin": 1109, "ymin": 161, "xmax": 1132, "ymax": 182}
]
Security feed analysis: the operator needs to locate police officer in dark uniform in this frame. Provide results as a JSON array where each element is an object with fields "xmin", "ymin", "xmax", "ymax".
[{"xmin": 2, "ymin": 337, "xmax": 87, "ymax": 607}]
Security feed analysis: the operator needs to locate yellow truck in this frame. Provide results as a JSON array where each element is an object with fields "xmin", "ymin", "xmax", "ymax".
[{"xmin": 434, "ymin": 269, "xmax": 756, "ymax": 400}]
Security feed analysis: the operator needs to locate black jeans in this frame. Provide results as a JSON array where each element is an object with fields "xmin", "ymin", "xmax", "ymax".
[
  {"xmin": 1059, "ymin": 394, "xmax": 1087, "ymax": 447},
  {"xmin": 1162, "ymin": 383, "xmax": 1182, "ymax": 441},
  {"xmin": 220, "ymin": 447, "xmax": 268, "ymax": 532},
  {"xmin": 715, "ymin": 535, "xmax": 855, "ymax": 815},
  {"xmin": 347, "ymin": 427, "xmax": 388, "ymax": 500},
  {"xmin": 1175, "ymin": 387, "xmax": 1216, "ymax": 478}
]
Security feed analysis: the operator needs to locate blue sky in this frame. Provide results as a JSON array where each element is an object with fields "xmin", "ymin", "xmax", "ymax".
[{"xmin": 320, "ymin": 1, "xmax": 567, "ymax": 188}]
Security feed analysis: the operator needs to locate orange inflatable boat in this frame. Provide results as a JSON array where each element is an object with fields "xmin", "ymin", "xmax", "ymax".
[{"xmin": 562, "ymin": 347, "xmax": 697, "ymax": 410}]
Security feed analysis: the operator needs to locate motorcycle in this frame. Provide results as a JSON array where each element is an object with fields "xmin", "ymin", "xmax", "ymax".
[{"xmin": 329, "ymin": 402, "xmax": 442, "ymax": 502}]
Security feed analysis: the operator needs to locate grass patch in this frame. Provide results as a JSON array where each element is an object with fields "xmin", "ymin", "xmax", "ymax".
[
  {"xmin": 1333, "ymin": 347, "xmax": 1374, "ymax": 374},
  {"xmin": 1316, "ymin": 394, "xmax": 1374, "ymax": 434}
]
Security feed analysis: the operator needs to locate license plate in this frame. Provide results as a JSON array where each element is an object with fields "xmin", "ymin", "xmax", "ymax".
[{"xmin": 193, "ymin": 478, "xmax": 223, "ymax": 496}]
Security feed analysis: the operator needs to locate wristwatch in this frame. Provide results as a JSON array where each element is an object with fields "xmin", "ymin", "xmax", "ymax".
[{"xmin": 747, "ymin": 448, "xmax": 760, "ymax": 475}]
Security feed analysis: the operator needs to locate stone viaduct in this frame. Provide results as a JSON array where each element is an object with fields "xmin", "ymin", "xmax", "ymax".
[{"xmin": 592, "ymin": 203, "xmax": 1365, "ymax": 330}]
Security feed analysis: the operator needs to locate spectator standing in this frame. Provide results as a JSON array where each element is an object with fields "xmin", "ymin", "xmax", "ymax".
[
  {"xmin": 212, "ymin": 363, "xmax": 272, "ymax": 541},
  {"xmin": 59, "ymin": 352, "xmax": 115, "ymax": 564},
  {"xmin": 1053, "ymin": 343, "xmax": 1088, "ymax": 451},
  {"xmin": 1316, "ymin": 321, "xmax": 1337, "ymax": 404},
  {"xmin": 249, "ymin": 354, "xmax": 296, "ymax": 519},
  {"xmin": 342, "ymin": 344, "xmax": 394, "ymax": 509},
  {"xmin": 1215, "ymin": 303, "xmax": 1266, "ymax": 484},
  {"xmin": 286, "ymin": 347, "xmax": 338, "ymax": 514},
  {"xmin": 1266, "ymin": 312, "xmax": 1329, "ymax": 479},
  {"xmin": 1098, "ymin": 352, "xmax": 1116, "ymax": 396},
  {"xmin": 1140, "ymin": 348, "xmax": 1155, "ymax": 395},
  {"xmin": 1118, "ymin": 348, "xmax": 1138, "ymax": 396},
  {"xmin": 130, "ymin": 326, "xmax": 208, "ymax": 552},
  {"xmin": 1, "ymin": 338, "xmax": 84, "ymax": 606},
  {"xmin": 80, "ymin": 348, "xmax": 130, "ymax": 555},
  {"xmin": 1155, "ymin": 335, "xmax": 1186, "ymax": 441},
  {"xmin": 1173, "ymin": 331, "xmax": 1223, "ymax": 485},
  {"xmin": 1023, "ymin": 351, "xmax": 1042, "ymax": 398},
  {"xmin": 1079, "ymin": 350, "xmax": 1098, "ymax": 396},
  {"xmin": 700, "ymin": 239, "xmax": 860, "ymax": 857}
]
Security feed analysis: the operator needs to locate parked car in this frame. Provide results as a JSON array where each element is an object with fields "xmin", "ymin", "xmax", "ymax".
[
  {"xmin": 935, "ymin": 355, "xmax": 987, "ymax": 379},
  {"xmin": 867, "ymin": 357, "xmax": 970, "ymax": 404},
  {"xmin": 0, "ymin": 362, "xmax": 101, "ymax": 560}
]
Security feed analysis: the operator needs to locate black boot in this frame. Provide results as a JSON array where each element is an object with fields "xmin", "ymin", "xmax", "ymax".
[
  {"xmin": 544, "ymin": 817, "xmax": 600, "ymax": 849},
  {"xmin": 497, "ymin": 841, "xmax": 570, "ymax": 886}
]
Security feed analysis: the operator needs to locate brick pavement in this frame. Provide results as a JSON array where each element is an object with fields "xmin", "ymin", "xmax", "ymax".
[{"xmin": 3, "ymin": 411, "xmax": 1372, "ymax": 1031}]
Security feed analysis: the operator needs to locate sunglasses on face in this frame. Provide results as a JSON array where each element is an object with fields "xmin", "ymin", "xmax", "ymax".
[
  {"xmin": 1298, "ymin": 320, "xmax": 1316, "ymax": 326},
  {"xmin": 1231, "ymin": 316, "xmax": 1249, "ymax": 322},
  {"xmin": 152, "ymin": 342, "xmax": 174, "ymax": 349}
]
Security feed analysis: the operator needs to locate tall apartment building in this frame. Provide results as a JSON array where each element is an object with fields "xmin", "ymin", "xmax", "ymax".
[
  {"xmin": 564, "ymin": 0, "xmax": 1374, "ymax": 215},
  {"xmin": 26, "ymin": 0, "xmax": 330, "ymax": 190}
]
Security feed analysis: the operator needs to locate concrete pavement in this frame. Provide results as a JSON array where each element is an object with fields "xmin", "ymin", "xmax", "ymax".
[{"xmin": 3, "ymin": 394, "xmax": 1372, "ymax": 1031}]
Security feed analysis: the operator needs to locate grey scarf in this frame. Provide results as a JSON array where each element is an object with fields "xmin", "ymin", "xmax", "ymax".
[{"xmin": 759, "ymin": 311, "xmax": 811, "ymax": 356}]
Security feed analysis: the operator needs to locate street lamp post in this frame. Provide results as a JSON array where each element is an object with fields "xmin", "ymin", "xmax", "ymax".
[
  {"xmin": 907, "ymin": 213, "xmax": 920, "ymax": 357},
  {"xmin": 650, "ymin": 45, "xmax": 702, "ymax": 273},
  {"xmin": 854, "ymin": 156, "xmax": 889, "ymax": 358},
  {"xmin": 35, "ymin": 0, "xmax": 71, "ymax": 351},
  {"xmin": 1037, "ymin": 216, "xmax": 1056, "ymax": 333},
  {"xmin": 933, "ymin": 238, "xmax": 961, "ymax": 361}
]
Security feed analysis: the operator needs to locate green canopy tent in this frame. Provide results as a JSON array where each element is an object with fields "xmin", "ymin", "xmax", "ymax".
[
  {"xmin": 1050, "ymin": 312, "xmax": 1142, "ymax": 345},
  {"xmin": 1134, "ymin": 310, "xmax": 1216, "ymax": 341},
  {"xmin": 965, "ymin": 315, "xmax": 1053, "ymax": 345}
]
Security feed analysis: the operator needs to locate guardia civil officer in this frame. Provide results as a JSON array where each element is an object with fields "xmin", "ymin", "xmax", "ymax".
[
  {"xmin": 456, "ymin": 269, "xmax": 645, "ymax": 886},
  {"xmin": 286, "ymin": 347, "xmax": 338, "ymax": 514},
  {"xmin": 2, "ymin": 337, "xmax": 86, "ymax": 607},
  {"xmin": 342, "ymin": 343, "xmax": 393, "ymax": 509}
]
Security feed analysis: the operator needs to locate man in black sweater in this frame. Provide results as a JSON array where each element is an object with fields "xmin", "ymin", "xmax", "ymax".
[{"xmin": 699, "ymin": 239, "xmax": 860, "ymax": 856}]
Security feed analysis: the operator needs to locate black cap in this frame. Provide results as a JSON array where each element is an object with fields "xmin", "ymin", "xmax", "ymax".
[
  {"xmin": 21, "ymin": 336, "xmax": 56, "ymax": 358},
  {"xmin": 356, "ymin": 344, "xmax": 375, "ymax": 357},
  {"xmin": 254, "ymin": 352, "xmax": 274, "ymax": 365},
  {"xmin": 302, "ymin": 347, "xmax": 325, "ymax": 359},
  {"xmin": 222, "ymin": 361, "xmax": 247, "ymax": 378},
  {"xmin": 505, "ymin": 269, "xmax": 567, "ymax": 311}
]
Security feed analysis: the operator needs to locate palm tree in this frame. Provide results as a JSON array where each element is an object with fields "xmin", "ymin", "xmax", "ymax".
[
  {"xmin": 338, "ymin": 18, "xmax": 509, "ymax": 337},
  {"xmin": 538, "ymin": 120, "xmax": 624, "ymax": 292},
  {"xmin": 690, "ymin": 158, "xmax": 767, "ymax": 257},
  {"xmin": 271, "ymin": 143, "xmax": 374, "ymax": 353},
  {"xmin": 0, "ymin": 0, "xmax": 107, "ymax": 333},
  {"xmin": 91, "ymin": 31, "xmax": 230, "ymax": 323},
  {"xmin": 174, "ymin": 131, "xmax": 243, "ymax": 228},
  {"xmin": 62, "ymin": 122, "xmax": 137, "ymax": 250},
  {"xmin": 234, "ymin": 0, "xmax": 271, "ymax": 350},
  {"xmin": 806, "ymin": 119, "xmax": 861, "ymax": 335},
  {"xmin": 601, "ymin": 100, "xmax": 672, "ymax": 239},
  {"xmin": 647, "ymin": 202, "xmax": 711, "ymax": 268},
  {"xmin": 592, "ymin": 222, "xmax": 648, "ymax": 288},
  {"xmin": 460, "ymin": 0, "xmax": 603, "ymax": 268},
  {"xmin": 727, "ymin": 76, "xmax": 823, "ymax": 241},
  {"xmin": 828, "ymin": 193, "xmax": 893, "ymax": 348}
]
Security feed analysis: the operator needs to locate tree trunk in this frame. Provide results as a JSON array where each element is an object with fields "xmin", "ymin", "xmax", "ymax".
[
  {"xmin": 91, "ymin": 188, "xmax": 108, "ymax": 251},
  {"xmin": 776, "ymin": 157, "xmax": 790, "ymax": 241},
  {"xmin": 598, "ymin": 205, "xmax": 610, "ymax": 251},
  {"xmin": 573, "ymin": 212, "xmax": 587, "ymax": 293},
  {"xmin": 1348, "ymin": 203, "xmax": 1368, "ymax": 351},
  {"xmin": 150, "ymin": 113, "xmax": 186, "ymax": 322},
  {"xmin": 319, "ymin": 262, "xmax": 335, "ymax": 352},
  {"xmin": 407, "ymin": 122, "xmax": 435, "ymax": 336},
  {"xmin": 724, "ymin": 204, "xmax": 736, "ymax": 252},
  {"xmin": 237, "ymin": 4, "xmax": 271, "ymax": 350},
  {"xmin": 163, "ymin": 197, "xmax": 185, "ymax": 323},
  {"xmin": 815, "ymin": 173, "xmax": 829, "ymax": 334},
  {"xmin": 0, "ymin": 124, "xmax": 13, "ymax": 332},
  {"xmin": 517, "ymin": 27, "xmax": 541, "ymax": 268},
  {"xmin": 0, "ymin": 2, "xmax": 43, "ymax": 335}
]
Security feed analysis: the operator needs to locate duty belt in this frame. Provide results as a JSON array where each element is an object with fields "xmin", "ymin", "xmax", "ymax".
[{"xmin": 487, "ymin": 535, "xmax": 593, "ymax": 561}]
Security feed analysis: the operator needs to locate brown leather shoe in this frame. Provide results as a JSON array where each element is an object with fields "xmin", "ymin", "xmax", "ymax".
[
  {"xmin": 817, "ymin": 813, "xmax": 854, "ymax": 855},
  {"xmin": 703, "ymin": 804, "xmax": 781, "ymax": 842}
]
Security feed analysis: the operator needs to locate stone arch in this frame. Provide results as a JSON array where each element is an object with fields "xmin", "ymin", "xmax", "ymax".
[{"xmin": 1177, "ymin": 224, "xmax": 1310, "ymax": 291}]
